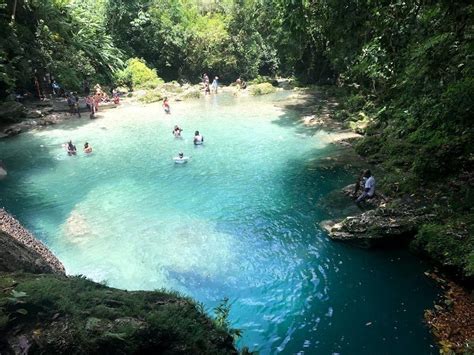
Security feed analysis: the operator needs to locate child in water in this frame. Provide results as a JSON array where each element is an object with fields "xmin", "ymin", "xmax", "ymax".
[
  {"xmin": 163, "ymin": 97, "xmax": 170, "ymax": 114},
  {"xmin": 172, "ymin": 125, "xmax": 182, "ymax": 138},
  {"xmin": 83, "ymin": 142, "xmax": 93, "ymax": 154}
]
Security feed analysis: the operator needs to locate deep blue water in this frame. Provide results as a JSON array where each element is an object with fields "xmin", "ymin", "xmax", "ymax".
[{"xmin": 0, "ymin": 92, "xmax": 438, "ymax": 354}]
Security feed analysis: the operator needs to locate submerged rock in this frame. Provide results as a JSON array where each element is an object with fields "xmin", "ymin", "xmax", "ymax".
[{"xmin": 0, "ymin": 166, "xmax": 6, "ymax": 178}]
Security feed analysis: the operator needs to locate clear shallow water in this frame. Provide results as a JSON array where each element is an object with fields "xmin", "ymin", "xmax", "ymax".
[{"xmin": 0, "ymin": 93, "xmax": 438, "ymax": 354}]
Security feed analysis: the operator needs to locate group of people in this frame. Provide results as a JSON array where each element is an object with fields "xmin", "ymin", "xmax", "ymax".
[
  {"xmin": 202, "ymin": 74, "xmax": 219, "ymax": 95},
  {"xmin": 172, "ymin": 125, "xmax": 204, "ymax": 163},
  {"xmin": 66, "ymin": 140, "xmax": 92, "ymax": 156}
]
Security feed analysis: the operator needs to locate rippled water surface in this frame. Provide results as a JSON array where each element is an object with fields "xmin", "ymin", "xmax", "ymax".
[{"xmin": 0, "ymin": 92, "xmax": 438, "ymax": 354}]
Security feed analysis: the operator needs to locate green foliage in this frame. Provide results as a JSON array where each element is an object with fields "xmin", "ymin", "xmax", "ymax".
[
  {"xmin": 248, "ymin": 83, "xmax": 276, "ymax": 96},
  {"xmin": 0, "ymin": 273, "xmax": 237, "ymax": 353},
  {"xmin": 213, "ymin": 298, "xmax": 242, "ymax": 340},
  {"xmin": 412, "ymin": 219, "xmax": 474, "ymax": 277},
  {"xmin": 115, "ymin": 58, "xmax": 163, "ymax": 90},
  {"xmin": 0, "ymin": 0, "xmax": 124, "ymax": 96}
]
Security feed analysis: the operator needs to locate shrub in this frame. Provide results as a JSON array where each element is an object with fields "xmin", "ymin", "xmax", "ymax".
[
  {"xmin": 115, "ymin": 58, "xmax": 164, "ymax": 90},
  {"xmin": 248, "ymin": 83, "xmax": 276, "ymax": 96},
  {"xmin": 412, "ymin": 220, "xmax": 474, "ymax": 277},
  {"xmin": 248, "ymin": 75, "xmax": 277, "ymax": 85}
]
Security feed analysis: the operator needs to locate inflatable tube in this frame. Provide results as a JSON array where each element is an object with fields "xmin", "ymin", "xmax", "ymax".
[{"xmin": 173, "ymin": 157, "xmax": 189, "ymax": 164}]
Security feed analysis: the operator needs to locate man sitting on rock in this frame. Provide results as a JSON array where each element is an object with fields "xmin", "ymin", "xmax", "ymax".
[{"xmin": 356, "ymin": 170, "xmax": 376, "ymax": 204}]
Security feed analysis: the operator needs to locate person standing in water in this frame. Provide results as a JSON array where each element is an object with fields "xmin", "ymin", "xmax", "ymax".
[
  {"xmin": 163, "ymin": 97, "xmax": 170, "ymax": 114},
  {"xmin": 211, "ymin": 76, "xmax": 219, "ymax": 94},
  {"xmin": 67, "ymin": 141, "xmax": 77, "ymax": 156},
  {"xmin": 194, "ymin": 130, "xmax": 204, "ymax": 145}
]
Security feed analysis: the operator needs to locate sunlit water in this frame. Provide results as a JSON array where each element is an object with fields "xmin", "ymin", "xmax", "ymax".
[{"xmin": 0, "ymin": 92, "xmax": 438, "ymax": 354}]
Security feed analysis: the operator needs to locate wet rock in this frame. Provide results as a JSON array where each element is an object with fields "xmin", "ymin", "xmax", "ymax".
[
  {"xmin": 0, "ymin": 101, "xmax": 27, "ymax": 122},
  {"xmin": 26, "ymin": 109, "xmax": 43, "ymax": 118},
  {"xmin": 321, "ymin": 207, "xmax": 435, "ymax": 246},
  {"xmin": 3, "ymin": 126, "xmax": 22, "ymax": 137}
]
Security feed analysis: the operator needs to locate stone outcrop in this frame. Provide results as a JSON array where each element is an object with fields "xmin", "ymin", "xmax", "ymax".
[
  {"xmin": 321, "ymin": 207, "xmax": 435, "ymax": 247},
  {"xmin": 0, "ymin": 209, "xmax": 65, "ymax": 274},
  {"xmin": 0, "ymin": 101, "xmax": 27, "ymax": 122}
]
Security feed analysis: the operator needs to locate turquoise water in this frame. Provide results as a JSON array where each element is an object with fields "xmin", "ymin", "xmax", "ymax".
[{"xmin": 0, "ymin": 93, "xmax": 438, "ymax": 354}]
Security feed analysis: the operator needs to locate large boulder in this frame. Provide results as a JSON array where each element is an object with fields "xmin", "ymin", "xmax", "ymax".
[
  {"xmin": 321, "ymin": 207, "xmax": 435, "ymax": 247},
  {"xmin": 0, "ymin": 209, "xmax": 65, "ymax": 274},
  {"xmin": 0, "ymin": 231, "xmax": 62, "ymax": 274},
  {"xmin": 178, "ymin": 85, "xmax": 202, "ymax": 100},
  {"xmin": 0, "ymin": 101, "xmax": 27, "ymax": 123}
]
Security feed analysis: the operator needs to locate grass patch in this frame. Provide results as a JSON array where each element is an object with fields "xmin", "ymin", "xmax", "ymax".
[{"xmin": 0, "ymin": 273, "xmax": 236, "ymax": 354}]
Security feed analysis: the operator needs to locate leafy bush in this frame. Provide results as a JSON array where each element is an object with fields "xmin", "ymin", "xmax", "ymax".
[
  {"xmin": 248, "ymin": 75, "xmax": 277, "ymax": 86},
  {"xmin": 412, "ymin": 220, "xmax": 474, "ymax": 277},
  {"xmin": 354, "ymin": 135, "xmax": 383, "ymax": 156},
  {"xmin": 248, "ymin": 83, "xmax": 276, "ymax": 95},
  {"xmin": 348, "ymin": 112, "xmax": 372, "ymax": 134},
  {"xmin": 115, "ymin": 58, "xmax": 163, "ymax": 90},
  {"xmin": 0, "ymin": 273, "xmax": 237, "ymax": 353},
  {"xmin": 345, "ymin": 94, "xmax": 366, "ymax": 112}
]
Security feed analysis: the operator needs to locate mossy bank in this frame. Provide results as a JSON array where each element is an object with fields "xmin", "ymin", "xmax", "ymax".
[{"xmin": 0, "ymin": 211, "xmax": 237, "ymax": 354}]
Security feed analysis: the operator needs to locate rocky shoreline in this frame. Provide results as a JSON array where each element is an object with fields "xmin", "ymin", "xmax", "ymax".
[{"xmin": 0, "ymin": 208, "xmax": 65, "ymax": 274}]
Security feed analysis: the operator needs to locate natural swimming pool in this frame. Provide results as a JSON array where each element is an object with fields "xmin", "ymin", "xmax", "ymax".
[{"xmin": 0, "ymin": 92, "xmax": 438, "ymax": 354}]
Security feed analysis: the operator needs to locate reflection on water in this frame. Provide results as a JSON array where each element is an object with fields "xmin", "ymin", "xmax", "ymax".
[{"xmin": 0, "ymin": 93, "xmax": 438, "ymax": 354}]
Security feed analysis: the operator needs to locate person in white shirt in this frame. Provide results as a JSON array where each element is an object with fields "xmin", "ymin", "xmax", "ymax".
[
  {"xmin": 193, "ymin": 130, "xmax": 204, "ymax": 145},
  {"xmin": 356, "ymin": 170, "xmax": 376, "ymax": 204}
]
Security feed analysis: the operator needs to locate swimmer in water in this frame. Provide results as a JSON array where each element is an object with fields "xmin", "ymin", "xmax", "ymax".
[
  {"xmin": 67, "ymin": 140, "xmax": 77, "ymax": 156},
  {"xmin": 193, "ymin": 130, "xmax": 204, "ymax": 145},
  {"xmin": 173, "ymin": 152, "xmax": 188, "ymax": 164},
  {"xmin": 172, "ymin": 125, "xmax": 183, "ymax": 138},
  {"xmin": 83, "ymin": 142, "xmax": 93, "ymax": 154}
]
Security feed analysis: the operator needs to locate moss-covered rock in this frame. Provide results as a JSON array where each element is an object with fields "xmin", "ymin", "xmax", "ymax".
[
  {"xmin": 179, "ymin": 86, "xmax": 202, "ymax": 100},
  {"xmin": 0, "ymin": 101, "xmax": 27, "ymax": 123},
  {"xmin": 138, "ymin": 90, "xmax": 163, "ymax": 104},
  {"xmin": 0, "ymin": 273, "xmax": 237, "ymax": 354},
  {"xmin": 321, "ymin": 207, "xmax": 435, "ymax": 247}
]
